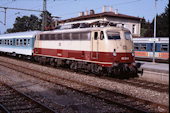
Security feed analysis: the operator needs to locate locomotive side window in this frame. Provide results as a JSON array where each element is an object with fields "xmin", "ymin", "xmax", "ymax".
[
  {"xmin": 100, "ymin": 31, "xmax": 104, "ymax": 40},
  {"xmin": 45, "ymin": 34, "xmax": 50, "ymax": 40},
  {"xmin": 140, "ymin": 44, "xmax": 147, "ymax": 50},
  {"xmin": 40, "ymin": 34, "xmax": 44, "ymax": 40},
  {"xmin": 72, "ymin": 33, "xmax": 80, "ymax": 40},
  {"xmin": 81, "ymin": 32, "xmax": 91, "ymax": 40},
  {"xmin": 161, "ymin": 44, "xmax": 169, "ymax": 52},
  {"xmin": 94, "ymin": 32, "xmax": 98, "ymax": 40},
  {"xmin": 107, "ymin": 31, "xmax": 120, "ymax": 40},
  {"xmin": 63, "ymin": 33, "xmax": 70, "ymax": 40},
  {"xmin": 55, "ymin": 34, "xmax": 62, "ymax": 40},
  {"xmin": 50, "ymin": 34, "xmax": 55, "ymax": 40},
  {"xmin": 0, "ymin": 40, "xmax": 1, "ymax": 45}
]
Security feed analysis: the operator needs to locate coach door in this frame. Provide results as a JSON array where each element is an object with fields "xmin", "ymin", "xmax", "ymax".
[{"xmin": 91, "ymin": 31, "xmax": 100, "ymax": 59}]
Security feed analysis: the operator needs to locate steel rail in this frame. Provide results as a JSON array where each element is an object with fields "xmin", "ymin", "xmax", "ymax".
[
  {"xmin": 0, "ymin": 59, "xmax": 168, "ymax": 113},
  {"xmin": 0, "ymin": 104, "xmax": 10, "ymax": 113},
  {"xmin": 0, "ymin": 81, "xmax": 57, "ymax": 113}
]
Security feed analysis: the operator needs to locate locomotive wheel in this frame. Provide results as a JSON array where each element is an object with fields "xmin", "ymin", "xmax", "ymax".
[
  {"xmin": 70, "ymin": 62, "xmax": 78, "ymax": 71},
  {"xmin": 91, "ymin": 64, "xmax": 102, "ymax": 75},
  {"xmin": 50, "ymin": 58, "xmax": 56, "ymax": 67}
]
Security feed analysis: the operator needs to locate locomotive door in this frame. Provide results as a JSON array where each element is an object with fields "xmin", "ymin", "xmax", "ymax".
[{"xmin": 91, "ymin": 31, "xmax": 100, "ymax": 59}]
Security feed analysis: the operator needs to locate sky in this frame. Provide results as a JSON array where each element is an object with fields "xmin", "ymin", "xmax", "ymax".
[{"xmin": 0, "ymin": 0, "xmax": 169, "ymax": 34}]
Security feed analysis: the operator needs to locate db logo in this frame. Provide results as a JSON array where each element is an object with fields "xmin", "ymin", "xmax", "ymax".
[{"xmin": 59, "ymin": 43, "xmax": 61, "ymax": 46}]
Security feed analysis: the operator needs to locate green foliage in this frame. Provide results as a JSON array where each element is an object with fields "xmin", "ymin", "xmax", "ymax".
[
  {"xmin": 6, "ymin": 11, "xmax": 53, "ymax": 33},
  {"xmin": 141, "ymin": 3, "xmax": 169, "ymax": 37}
]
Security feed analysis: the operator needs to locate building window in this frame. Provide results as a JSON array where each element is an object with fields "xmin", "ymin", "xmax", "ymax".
[{"xmin": 132, "ymin": 24, "xmax": 135, "ymax": 34}]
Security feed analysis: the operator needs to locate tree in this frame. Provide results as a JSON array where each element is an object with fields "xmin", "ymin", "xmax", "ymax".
[
  {"xmin": 6, "ymin": 14, "xmax": 41, "ymax": 33},
  {"xmin": 141, "ymin": 3, "xmax": 169, "ymax": 37},
  {"xmin": 6, "ymin": 10, "xmax": 54, "ymax": 33}
]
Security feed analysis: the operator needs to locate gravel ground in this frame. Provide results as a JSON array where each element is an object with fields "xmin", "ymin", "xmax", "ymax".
[
  {"xmin": 0, "ymin": 63, "xmax": 130, "ymax": 113},
  {"xmin": 0, "ymin": 56, "xmax": 169, "ymax": 111}
]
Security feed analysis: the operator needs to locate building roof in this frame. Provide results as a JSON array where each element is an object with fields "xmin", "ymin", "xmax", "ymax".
[{"xmin": 59, "ymin": 11, "xmax": 142, "ymax": 23}]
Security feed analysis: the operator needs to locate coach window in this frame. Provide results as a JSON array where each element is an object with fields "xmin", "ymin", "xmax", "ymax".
[
  {"xmin": 20, "ymin": 39, "xmax": 23, "ymax": 46},
  {"xmin": 24, "ymin": 39, "xmax": 27, "ymax": 46},
  {"xmin": 63, "ymin": 33, "xmax": 70, "ymax": 40},
  {"xmin": 100, "ymin": 31, "xmax": 104, "ymax": 40},
  {"xmin": 72, "ymin": 33, "xmax": 80, "ymax": 40},
  {"xmin": 81, "ymin": 32, "xmax": 91, "ymax": 40},
  {"xmin": 27, "ymin": 39, "xmax": 30, "ymax": 46},
  {"xmin": 134, "ymin": 43, "xmax": 139, "ymax": 50},
  {"xmin": 161, "ymin": 44, "xmax": 169, "ymax": 52},
  {"xmin": 10, "ymin": 40, "xmax": 13, "ymax": 46},
  {"xmin": 140, "ymin": 44, "xmax": 147, "ymax": 51},
  {"xmin": 16, "ymin": 39, "xmax": 19, "ymax": 46},
  {"xmin": 8, "ymin": 40, "xmax": 10, "ymax": 45},
  {"xmin": 0, "ymin": 40, "xmax": 1, "ymax": 45}
]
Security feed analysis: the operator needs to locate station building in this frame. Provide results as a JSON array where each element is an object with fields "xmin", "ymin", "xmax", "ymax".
[{"xmin": 57, "ymin": 6, "xmax": 142, "ymax": 38}]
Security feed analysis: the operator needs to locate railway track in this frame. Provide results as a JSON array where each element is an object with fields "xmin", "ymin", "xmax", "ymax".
[
  {"xmin": 0, "ymin": 81, "xmax": 56, "ymax": 113},
  {"xmin": 99, "ymin": 76, "xmax": 169, "ymax": 94},
  {"xmin": 0, "ymin": 59, "xmax": 169, "ymax": 113}
]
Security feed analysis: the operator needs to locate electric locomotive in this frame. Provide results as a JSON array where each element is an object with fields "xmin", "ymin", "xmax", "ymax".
[{"xmin": 33, "ymin": 22, "xmax": 143, "ymax": 76}]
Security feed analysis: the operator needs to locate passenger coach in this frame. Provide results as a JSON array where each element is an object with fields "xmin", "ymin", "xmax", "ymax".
[
  {"xmin": 0, "ymin": 31, "xmax": 40, "ymax": 58},
  {"xmin": 133, "ymin": 37, "xmax": 169, "ymax": 63}
]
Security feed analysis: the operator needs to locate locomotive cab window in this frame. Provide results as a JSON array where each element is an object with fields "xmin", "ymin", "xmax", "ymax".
[{"xmin": 107, "ymin": 31, "xmax": 120, "ymax": 40}]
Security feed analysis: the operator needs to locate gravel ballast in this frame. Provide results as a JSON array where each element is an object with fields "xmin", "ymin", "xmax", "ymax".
[{"xmin": 0, "ymin": 56, "xmax": 169, "ymax": 112}]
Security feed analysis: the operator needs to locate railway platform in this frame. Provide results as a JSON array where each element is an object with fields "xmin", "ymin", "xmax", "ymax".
[{"xmin": 136, "ymin": 61, "xmax": 169, "ymax": 84}]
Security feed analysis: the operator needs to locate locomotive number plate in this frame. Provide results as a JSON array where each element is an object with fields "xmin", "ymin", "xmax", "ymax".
[{"xmin": 121, "ymin": 57, "xmax": 129, "ymax": 60}]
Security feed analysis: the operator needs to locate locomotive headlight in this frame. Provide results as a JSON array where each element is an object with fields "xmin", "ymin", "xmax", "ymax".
[{"xmin": 113, "ymin": 49, "xmax": 117, "ymax": 56}]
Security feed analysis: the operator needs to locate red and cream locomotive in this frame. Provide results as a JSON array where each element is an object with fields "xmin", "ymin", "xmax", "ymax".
[{"xmin": 33, "ymin": 22, "xmax": 143, "ymax": 76}]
